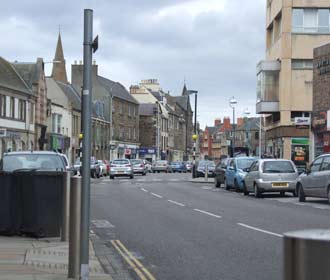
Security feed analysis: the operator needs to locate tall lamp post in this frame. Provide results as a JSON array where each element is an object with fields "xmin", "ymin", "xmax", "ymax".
[
  {"xmin": 229, "ymin": 97, "xmax": 237, "ymax": 157},
  {"xmin": 186, "ymin": 90, "xmax": 198, "ymax": 178}
]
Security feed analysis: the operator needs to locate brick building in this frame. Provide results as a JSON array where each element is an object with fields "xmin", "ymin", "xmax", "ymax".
[{"xmin": 312, "ymin": 43, "xmax": 330, "ymax": 158}]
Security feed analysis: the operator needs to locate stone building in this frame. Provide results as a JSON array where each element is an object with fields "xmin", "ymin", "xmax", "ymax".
[
  {"xmin": 72, "ymin": 62, "xmax": 139, "ymax": 160},
  {"xmin": 312, "ymin": 43, "xmax": 330, "ymax": 158},
  {"xmin": 0, "ymin": 57, "xmax": 37, "ymax": 157}
]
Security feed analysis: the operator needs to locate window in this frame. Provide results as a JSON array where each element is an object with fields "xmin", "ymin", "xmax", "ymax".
[
  {"xmin": 18, "ymin": 100, "xmax": 26, "ymax": 121},
  {"xmin": 52, "ymin": 113, "xmax": 62, "ymax": 134},
  {"xmin": 133, "ymin": 127, "xmax": 136, "ymax": 140},
  {"xmin": 292, "ymin": 59, "xmax": 313, "ymax": 70},
  {"xmin": 320, "ymin": 156, "xmax": 330, "ymax": 171},
  {"xmin": 311, "ymin": 157, "xmax": 323, "ymax": 172},
  {"xmin": 0, "ymin": 95, "xmax": 6, "ymax": 117},
  {"xmin": 10, "ymin": 97, "xmax": 15, "ymax": 118},
  {"xmin": 292, "ymin": 8, "xmax": 330, "ymax": 33}
]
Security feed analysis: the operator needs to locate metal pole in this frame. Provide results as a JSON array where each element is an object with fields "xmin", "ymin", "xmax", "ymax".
[
  {"xmin": 232, "ymin": 107, "xmax": 235, "ymax": 157},
  {"xmin": 205, "ymin": 164, "xmax": 208, "ymax": 182},
  {"xmin": 61, "ymin": 171, "xmax": 70, "ymax": 242},
  {"xmin": 81, "ymin": 9, "xmax": 93, "ymax": 280},
  {"xmin": 259, "ymin": 115, "xmax": 262, "ymax": 157},
  {"xmin": 284, "ymin": 229, "xmax": 330, "ymax": 280},
  {"xmin": 157, "ymin": 102, "xmax": 160, "ymax": 161},
  {"xmin": 192, "ymin": 92, "xmax": 197, "ymax": 178},
  {"xmin": 68, "ymin": 176, "xmax": 81, "ymax": 279}
]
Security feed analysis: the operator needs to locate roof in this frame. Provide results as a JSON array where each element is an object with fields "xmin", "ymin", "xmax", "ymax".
[
  {"xmin": 237, "ymin": 118, "xmax": 259, "ymax": 131},
  {"xmin": 12, "ymin": 59, "xmax": 43, "ymax": 89},
  {"xmin": 174, "ymin": 96, "xmax": 190, "ymax": 111},
  {"xmin": 98, "ymin": 76, "xmax": 139, "ymax": 104},
  {"xmin": 0, "ymin": 57, "xmax": 31, "ymax": 94},
  {"xmin": 139, "ymin": 103, "xmax": 156, "ymax": 116},
  {"xmin": 56, "ymin": 81, "xmax": 81, "ymax": 110}
]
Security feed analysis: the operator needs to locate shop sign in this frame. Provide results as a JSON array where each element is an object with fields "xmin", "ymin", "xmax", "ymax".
[
  {"xmin": 124, "ymin": 148, "xmax": 131, "ymax": 155},
  {"xmin": 317, "ymin": 58, "xmax": 330, "ymax": 75},
  {"xmin": 294, "ymin": 117, "xmax": 310, "ymax": 126},
  {"xmin": 312, "ymin": 111, "xmax": 327, "ymax": 130},
  {"xmin": 291, "ymin": 138, "xmax": 309, "ymax": 166},
  {"xmin": 138, "ymin": 148, "xmax": 156, "ymax": 154}
]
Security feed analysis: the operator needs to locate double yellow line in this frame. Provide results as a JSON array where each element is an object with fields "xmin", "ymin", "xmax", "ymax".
[{"xmin": 111, "ymin": 240, "xmax": 156, "ymax": 280}]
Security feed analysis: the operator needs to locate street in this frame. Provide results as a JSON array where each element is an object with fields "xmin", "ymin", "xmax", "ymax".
[{"xmin": 90, "ymin": 173, "xmax": 330, "ymax": 280}]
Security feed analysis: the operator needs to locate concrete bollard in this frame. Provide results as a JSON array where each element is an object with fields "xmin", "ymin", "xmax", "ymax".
[
  {"xmin": 284, "ymin": 229, "xmax": 330, "ymax": 280},
  {"xmin": 68, "ymin": 176, "xmax": 81, "ymax": 279},
  {"xmin": 61, "ymin": 171, "xmax": 71, "ymax": 242}
]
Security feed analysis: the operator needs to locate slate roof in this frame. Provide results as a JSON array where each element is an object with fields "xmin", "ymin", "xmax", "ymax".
[
  {"xmin": 139, "ymin": 103, "xmax": 156, "ymax": 116},
  {"xmin": 174, "ymin": 96, "xmax": 190, "ymax": 111},
  {"xmin": 237, "ymin": 118, "xmax": 259, "ymax": 131},
  {"xmin": 98, "ymin": 76, "xmax": 139, "ymax": 104},
  {"xmin": 0, "ymin": 57, "xmax": 31, "ymax": 94},
  {"xmin": 56, "ymin": 81, "xmax": 81, "ymax": 110},
  {"xmin": 12, "ymin": 60, "xmax": 43, "ymax": 89}
]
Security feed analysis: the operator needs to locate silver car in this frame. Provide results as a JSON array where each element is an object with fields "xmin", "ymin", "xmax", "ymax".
[
  {"xmin": 244, "ymin": 159, "xmax": 298, "ymax": 197},
  {"xmin": 296, "ymin": 154, "xmax": 330, "ymax": 204},
  {"xmin": 131, "ymin": 159, "xmax": 147, "ymax": 176},
  {"xmin": 110, "ymin": 159, "xmax": 134, "ymax": 179}
]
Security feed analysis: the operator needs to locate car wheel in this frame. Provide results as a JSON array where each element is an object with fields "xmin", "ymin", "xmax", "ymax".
[
  {"xmin": 91, "ymin": 171, "xmax": 96, "ymax": 178},
  {"xmin": 280, "ymin": 191, "xmax": 285, "ymax": 197},
  {"xmin": 298, "ymin": 184, "xmax": 306, "ymax": 202},
  {"xmin": 254, "ymin": 184, "xmax": 261, "ymax": 198},
  {"xmin": 130, "ymin": 174, "xmax": 134, "ymax": 179},
  {"xmin": 243, "ymin": 181, "xmax": 249, "ymax": 196},
  {"xmin": 224, "ymin": 178, "xmax": 230, "ymax": 190},
  {"xmin": 110, "ymin": 175, "xmax": 114, "ymax": 179},
  {"xmin": 215, "ymin": 178, "xmax": 221, "ymax": 188},
  {"xmin": 142, "ymin": 172, "xmax": 146, "ymax": 176},
  {"xmin": 153, "ymin": 170, "xmax": 155, "ymax": 173},
  {"xmin": 97, "ymin": 172, "xmax": 100, "ymax": 178}
]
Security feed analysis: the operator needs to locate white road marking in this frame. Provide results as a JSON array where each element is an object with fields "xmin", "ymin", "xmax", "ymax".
[
  {"xmin": 91, "ymin": 219, "xmax": 115, "ymax": 228},
  {"xmin": 141, "ymin": 188, "xmax": 149, "ymax": 193},
  {"xmin": 168, "ymin": 200, "xmax": 185, "ymax": 207},
  {"xmin": 193, "ymin": 209, "xmax": 222, "ymax": 219},
  {"xmin": 151, "ymin": 193, "xmax": 163, "ymax": 198},
  {"xmin": 237, "ymin": 223, "xmax": 283, "ymax": 238}
]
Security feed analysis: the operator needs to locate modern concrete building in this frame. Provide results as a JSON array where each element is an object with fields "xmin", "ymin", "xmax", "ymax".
[{"xmin": 257, "ymin": 0, "xmax": 330, "ymax": 167}]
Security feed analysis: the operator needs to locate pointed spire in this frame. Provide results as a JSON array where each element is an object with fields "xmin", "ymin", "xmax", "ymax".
[
  {"xmin": 182, "ymin": 82, "xmax": 188, "ymax": 96},
  {"xmin": 51, "ymin": 32, "xmax": 68, "ymax": 83}
]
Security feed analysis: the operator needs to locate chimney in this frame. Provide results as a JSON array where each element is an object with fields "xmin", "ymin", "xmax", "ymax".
[
  {"xmin": 223, "ymin": 117, "xmax": 231, "ymax": 129},
  {"xmin": 237, "ymin": 117, "xmax": 244, "ymax": 127},
  {"xmin": 214, "ymin": 118, "xmax": 221, "ymax": 127}
]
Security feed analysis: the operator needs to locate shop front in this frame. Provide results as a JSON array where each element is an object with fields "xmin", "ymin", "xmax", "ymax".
[
  {"xmin": 291, "ymin": 138, "xmax": 309, "ymax": 173},
  {"xmin": 138, "ymin": 148, "xmax": 156, "ymax": 162}
]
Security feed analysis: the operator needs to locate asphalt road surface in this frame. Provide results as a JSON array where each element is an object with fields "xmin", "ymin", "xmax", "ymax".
[{"xmin": 90, "ymin": 173, "xmax": 330, "ymax": 280}]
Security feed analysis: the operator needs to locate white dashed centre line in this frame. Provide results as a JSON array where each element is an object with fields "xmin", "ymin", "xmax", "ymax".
[
  {"xmin": 237, "ymin": 223, "xmax": 283, "ymax": 238},
  {"xmin": 151, "ymin": 193, "xmax": 163, "ymax": 199},
  {"xmin": 193, "ymin": 209, "xmax": 222, "ymax": 219},
  {"xmin": 141, "ymin": 188, "xmax": 149, "ymax": 193},
  {"xmin": 168, "ymin": 200, "xmax": 185, "ymax": 207}
]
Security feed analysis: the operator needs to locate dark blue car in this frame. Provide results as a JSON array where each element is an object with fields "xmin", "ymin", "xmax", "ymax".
[{"xmin": 169, "ymin": 161, "xmax": 187, "ymax": 173}]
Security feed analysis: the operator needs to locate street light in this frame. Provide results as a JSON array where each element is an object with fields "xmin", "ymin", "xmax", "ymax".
[
  {"xmin": 186, "ymin": 90, "xmax": 198, "ymax": 178},
  {"xmin": 229, "ymin": 96, "xmax": 237, "ymax": 157}
]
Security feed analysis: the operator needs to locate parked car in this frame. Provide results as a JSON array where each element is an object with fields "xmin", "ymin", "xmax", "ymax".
[
  {"xmin": 196, "ymin": 160, "xmax": 216, "ymax": 178},
  {"xmin": 224, "ymin": 157, "xmax": 256, "ymax": 191},
  {"xmin": 152, "ymin": 160, "xmax": 171, "ymax": 173},
  {"xmin": 110, "ymin": 159, "xmax": 134, "ymax": 179},
  {"xmin": 296, "ymin": 154, "xmax": 330, "ymax": 204},
  {"xmin": 131, "ymin": 159, "xmax": 147, "ymax": 175},
  {"xmin": 97, "ymin": 160, "xmax": 108, "ymax": 177},
  {"xmin": 244, "ymin": 159, "xmax": 298, "ymax": 197},
  {"xmin": 73, "ymin": 158, "xmax": 101, "ymax": 178},
  {"xmin": 214, "ymin": 157, "xmax": 231, "ymax": 188},
  {"xmin": 185, "ymin": 161, "xmax": 193, "ymax": 172},
  {"xmin": 0, "ymin": 151, "xmax": 67, "ymax": 172},
  {"xmin": 170, "ymin": 161, "xmax": 187, "ymax": 173},
  {"xmin": 143, "ymin": 160, "xmax": 152, "ymax": 173}
]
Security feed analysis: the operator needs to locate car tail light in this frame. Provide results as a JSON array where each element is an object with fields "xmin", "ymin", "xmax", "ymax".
[
  {"xmin": 125, "ymin": 164, "xmax": 131, "ymax": 167},
  {"xmin": 140, "ymin": 164, "xmax": 144, "ymax": 167}
]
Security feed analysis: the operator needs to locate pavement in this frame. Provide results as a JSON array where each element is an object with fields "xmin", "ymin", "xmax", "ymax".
[{"xmin": 0, "ymin": 236, "xmax": 112, "ymax": 280}]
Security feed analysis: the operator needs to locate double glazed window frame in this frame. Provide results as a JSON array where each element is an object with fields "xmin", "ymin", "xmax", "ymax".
[{"xmin": 292, "ymin": 8, "xmax": 330, "ymax": 34}]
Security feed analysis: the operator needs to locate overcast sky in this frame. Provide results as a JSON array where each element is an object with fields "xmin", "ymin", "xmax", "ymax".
[{"xmin": 1, "ymin": 0, "xmax": 265, "ymax": 128}]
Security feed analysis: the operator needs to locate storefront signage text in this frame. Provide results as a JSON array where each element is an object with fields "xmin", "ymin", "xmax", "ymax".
[{"xmin": 316, "ymin": 57, "xmax": 330, "ymax": 75}]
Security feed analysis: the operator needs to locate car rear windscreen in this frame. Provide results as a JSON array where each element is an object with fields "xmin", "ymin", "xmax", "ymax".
[{"xmin": 263, "ymin": 161, "xmax": 295, "ymax": 173}]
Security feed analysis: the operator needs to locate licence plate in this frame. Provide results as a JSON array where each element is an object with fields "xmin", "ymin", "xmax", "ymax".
[{"xmin": 272, "ymin": 182, "xmax": 288, "ymax": 188}]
